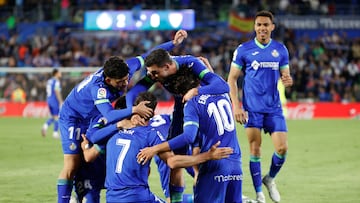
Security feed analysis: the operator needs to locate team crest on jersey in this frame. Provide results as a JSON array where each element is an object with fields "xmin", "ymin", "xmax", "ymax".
[
  {"xmin": 271, "ymin": 49, "xmax": 279, "ymax": 57},
  {"xmin": 97, "ymin": 88, "xmax": 107, "ymax": 99},
  {"xmin": 69, "ymin": 142, "xmax": 77, "ymax": 151}
]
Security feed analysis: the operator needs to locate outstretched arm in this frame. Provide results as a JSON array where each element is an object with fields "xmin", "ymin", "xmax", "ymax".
[{"xmin": 160, "ymin": 141, "xmax": 233, "ymax": 169}]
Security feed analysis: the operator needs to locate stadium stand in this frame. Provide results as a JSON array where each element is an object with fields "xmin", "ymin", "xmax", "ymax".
[{"xmin": 0, "ymin": 0, "xmax": 360, "ymax": 103}]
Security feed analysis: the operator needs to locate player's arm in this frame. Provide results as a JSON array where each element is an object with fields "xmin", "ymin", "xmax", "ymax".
[
  {"xmin": 227, "ymin": 63, "xmax": 247, "ymax": 124},
  {"xmin": 93, "ymin": 88, "xmax": 153, "ymax": 123},
  {"xmin": 87, "ymin": 119, "xmax": 132, "ymax": 144},
  {"xmin": 81, "ymin": 134, "xmax": 103, "ymax": 162},
  {"xmin": 280, "ymin": 67, "xmax": 293, "ymax": 87},
  {"xmin": 158, "ymin": 141, "xmax": 233, "ymax": 169},
  {"xmin": 54, "ymin": 81, "xmax": 63, "ymax": 106},
  {"xmin": 137, "ymin": 102, "xmax": 199, "ymax": 164},
  {"xmin": 126, "ymin": 30, "xmax": 188, "ymax": 74}
]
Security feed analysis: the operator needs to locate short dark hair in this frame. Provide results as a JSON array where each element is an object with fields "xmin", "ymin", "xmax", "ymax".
[
  {"xmin": 255, "ymin": 10, "xmax": 275, "ymax": 23},
  {"xmin": 52, "ymin": 69, "xmax": 59, "ymax": 76},
  {"xmin": 163, "ymin": 65, "xmax": 200, "ymax": 95},
  {"xmin": 134, "ymin": 92, "xmax": 158, "ymax": 112},
  {"xmin": 103, "ymin": 56, "xmax": 129, "ymax": 79},
  {"xmin": 144, "ymin": 49, "xmax": 172, "ymax": 67}
]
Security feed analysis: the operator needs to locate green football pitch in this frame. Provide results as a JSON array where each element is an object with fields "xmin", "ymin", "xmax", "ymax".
[{"xmin": 0, "ymin": 117, "xmax": 359, "ymax": 203}]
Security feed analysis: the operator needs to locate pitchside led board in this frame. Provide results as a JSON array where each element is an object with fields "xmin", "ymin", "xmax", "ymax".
[{"xmin": 84, "ymin": 9, "xmax": 195, "ymax": 31}]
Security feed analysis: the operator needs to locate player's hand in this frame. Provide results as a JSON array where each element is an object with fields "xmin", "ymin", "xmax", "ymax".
[
  {"xmin": 173, "ymin": 29, "xmax": 188, "ymax": 46},
  {"xmin": 198, "ymin": 56, "xmax": 214, "ymax": 72},
  {"xmin": 281, "ymin": 74, "xmax": 293, "ymax": 87},
  {"xmin": 80, "ymin": 134, "xmax": 89, "ymax": 151},
  {"xmin": 132, "ymin": 101, "xmax": 154, "ymax": 119},
  {"xmin": 137, "ymin": 147, "xmax": 157, "ymax": 165},
  {"xmin": 234, "ymin": 107, "xmax": 248, "ymax": 125},
  {"xmin": 182, "ymin": 88, "xmax": 198, "ymax": 103},
  {"xmin": 207, "ymin": 141, "xmax": 233, "ymax": 160}
]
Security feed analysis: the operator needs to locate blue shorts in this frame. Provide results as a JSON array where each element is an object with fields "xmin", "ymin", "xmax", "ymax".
[
  {"xmin": 59, "ymin": 116, "xmax": 89, "ymax": 154},
  {"xmin": 194, "ymin": 159, "xmax": 243, "ymax": 203},
  {"xmin": 106, "ymin": 187, "xmax": 166, "ymax": 203},
  {"xmin": 245, "ymin": 111, "xmax": 287, "ymax": 134},
  {"xmin": 48, "ymin": 102, "xmax": 60, "ymax": 116}
]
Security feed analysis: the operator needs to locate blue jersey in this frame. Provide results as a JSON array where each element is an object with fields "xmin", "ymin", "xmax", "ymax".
[
  {"xmin": 185, "ymin": 94, "xmax": 241, "ymax": 160},
  {"xmin": 105, "ymin": 126, "xmax": 165, "ymax": 202},
  {"xmin": 59, "ymin": 41, "xmax": 175, "ymax": 154},
  {"xmin": 149, "ymin": 114, "xmax": 171, "ymax": 198},
  {"xmin": 46, "ymin": 77, "xmax": 61, "ymax": 115},
  {"xmin": 46, "ymin": 77, "xmax": 61, "ymax": 105},
  {"xmin": 231, "ymin": 38, "xmax": 290, "ymax": 113},
  {"xmin": 168, "ymin": 93, "xmax": 242, "ymax": 203},
  {"xmin": 164, "ymin": 55, "xmax": 229, "ymax": 95},
  {"xmin": 60, "ymin": 41, "xmax": 176, "ymax": 124}
]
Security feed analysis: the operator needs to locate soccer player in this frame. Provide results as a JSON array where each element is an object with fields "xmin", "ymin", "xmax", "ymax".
[
  {"xmin": 227, "ymin": 10, "xmax": 293, "ymax": 203},
  {"xmin": 144, "ymin": 49, "xmax": 229, "ymax": 202},
  {"xmin": 41, "ymin": 68, "xmax": 63, "ymax": 138},
  {"xmin": 56, "ymin": 30, "xmax": 188, "ymax": 203},
  {"xmin": 137, "ymin": 68, "xmax": 243, "ymax": 203},
  {"xmin": 106, "ymin": 92, "xmax": 233, "ymax": 203}
]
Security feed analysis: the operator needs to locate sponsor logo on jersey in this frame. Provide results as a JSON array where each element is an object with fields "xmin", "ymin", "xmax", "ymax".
[
  {"xmin": 97, "ymin": 88, "xmax": 107, "ymax": 99},
  {"xmin": 251, "ymin": 60, "xmax": 279, "ymax": 70}
]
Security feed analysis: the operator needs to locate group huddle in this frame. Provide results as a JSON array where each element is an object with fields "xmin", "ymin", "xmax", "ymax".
[{"xmin": 47, "ymin": 10, "xmax": 292, "ymax": 203}]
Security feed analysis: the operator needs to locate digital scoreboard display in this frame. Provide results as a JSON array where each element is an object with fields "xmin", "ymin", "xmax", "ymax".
[{"xmin": 84, "ymin": 10, "xmax": 195, "ymax": 31}]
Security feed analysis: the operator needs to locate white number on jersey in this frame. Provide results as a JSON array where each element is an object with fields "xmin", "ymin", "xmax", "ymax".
[
  {"xmin": 115, "ymin": 138, "xmax": 131, "ymax": 173},
  {"xmin": 68, "ymin": 126, "xmax": 81, "ymax": 140},
  {"xmin": 207, "ymin": 99, "xmax": 235, "ymax": 136},
  {"xmin": 150, "ymin": 115, "xmax": 167, "ymax": 127}
]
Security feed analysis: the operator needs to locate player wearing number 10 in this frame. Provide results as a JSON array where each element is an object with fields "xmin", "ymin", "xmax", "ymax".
[{"xmin": 137, "ymin": 69, "xmax": 243, "ymax": 203}]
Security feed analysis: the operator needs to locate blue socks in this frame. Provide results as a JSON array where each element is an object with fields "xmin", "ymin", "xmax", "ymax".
[
  {"xmin": 269, "ymin": 152, "xmax": 286, "ymax": 178},
  {"xmin": 57, "ymin": 179, "xmax": 72, "ymax": 203},
  {"xmin": 249, "ymin": 155, "xmax": 262, "ymax": 192}
]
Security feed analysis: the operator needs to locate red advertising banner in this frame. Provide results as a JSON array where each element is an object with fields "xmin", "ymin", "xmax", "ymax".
[{"xmin": 1, "ymin": 101, "xmax": 360, "ymax": 119}]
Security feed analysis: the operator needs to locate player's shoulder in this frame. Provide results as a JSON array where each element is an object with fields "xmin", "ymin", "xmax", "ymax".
[{"xmin": 271, "ymin": 39, "xmax": 287, "ymax": 49}]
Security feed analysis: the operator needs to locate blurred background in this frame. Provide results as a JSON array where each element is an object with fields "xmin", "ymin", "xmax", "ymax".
[{"xmin": 0, "ymin": 0, "xmax": 360, "ymax": 118}]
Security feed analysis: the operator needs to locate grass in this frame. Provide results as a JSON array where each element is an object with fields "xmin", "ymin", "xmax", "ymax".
[{"xmin": 0, "ymin": 118, "xmax": 359, "ymax": 202}]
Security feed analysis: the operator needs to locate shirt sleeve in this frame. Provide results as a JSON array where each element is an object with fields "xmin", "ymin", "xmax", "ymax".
[{"xmin": 168, "ymin": 100, "xmax": 199, "ymax": 150}]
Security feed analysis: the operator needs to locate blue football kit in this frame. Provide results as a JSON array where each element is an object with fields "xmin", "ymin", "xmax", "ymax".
[
  {"xmin": 105, "ymin": 125, "xmax": 166, "ymax": 203},
  {"xmin": 231, "ymin": 38, "xmax": 289, "ymax": 133},
  {"xmin": 59, "ymin": 41, "xmax": 176, "ymax": 155},
  {"xmin": 167, "ymin": 93, "xmax": 243, "ymax": 203},
  {"xmin": 46, "ymin": 76, "xmax": 62, "ymax": 115}
]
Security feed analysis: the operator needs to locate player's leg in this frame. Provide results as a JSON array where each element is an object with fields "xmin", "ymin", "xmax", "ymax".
[
  {"xmin": 57, "ymin": 119, "xmax": 83, "ymax": 203},
  {"xmin": 53, "ymin": 115, "xmax": 60, "ymax": 138},
  {"xmin": 42, "ymin": 104, "xmax": 55, "ymax": 137},
  {"xmin": 245, "ymin": 112, "xmax": 265, "ymax": 202},
  {"xmin": 168, "ymin": 96, "xmax": 186, "ymax": 203},
  {"xmin": 262, "ymin": 112, "xmax": 288, "ymax": 203},
  {"xmin": 58, "ymin": 154, "xmax": 81, "ymax": 203}
]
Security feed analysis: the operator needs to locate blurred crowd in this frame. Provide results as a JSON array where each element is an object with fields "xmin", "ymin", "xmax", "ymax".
[{"xmin": 0, "ymin": 0, "xmax": 360, "ymax": 103}]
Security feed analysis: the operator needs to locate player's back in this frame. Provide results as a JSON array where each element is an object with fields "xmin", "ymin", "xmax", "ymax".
[
  {"xmin": 105, "ymin": 125, "xmax": 162, "ymax": 202},
  {"xmin": 46, "ymin": 77, "xmax": 60, "ymax": 105},
  {"xmin": 61, "ymin": 68, "xmax": 120, "ymax": 120},
  {"xmin": 189, "ymin": 93, "xmax": 241, "ymax": 161}
]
